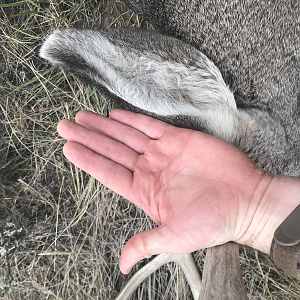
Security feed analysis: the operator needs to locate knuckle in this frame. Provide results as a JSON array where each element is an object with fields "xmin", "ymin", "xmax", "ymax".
[{"xmin": 134, "ymin": 233, "xmax": 152, "ymax": 258}]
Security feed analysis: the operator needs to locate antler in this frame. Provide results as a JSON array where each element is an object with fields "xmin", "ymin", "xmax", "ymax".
[
  {"xmin": 116, "ymin": 242, "xmax": 248, "ymax": 300},
  {"xmin": 116, "ymin": 253, "xmax": 202, "ymax": 300}
]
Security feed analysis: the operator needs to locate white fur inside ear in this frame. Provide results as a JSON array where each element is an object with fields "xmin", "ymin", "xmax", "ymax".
[{"xmin": 40, "ymin": 29, "xmax": 238, "ymax": 142}]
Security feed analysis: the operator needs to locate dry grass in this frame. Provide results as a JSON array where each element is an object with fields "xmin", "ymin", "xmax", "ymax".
[{"xmin": 0, "ymin": 1, "xmax": 299, "ymax": 299}]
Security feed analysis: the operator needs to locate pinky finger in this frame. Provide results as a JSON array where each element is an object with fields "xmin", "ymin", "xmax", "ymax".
[{"xmin": 63, "ymin": 141, "xmax": 134, "ymax": 200}]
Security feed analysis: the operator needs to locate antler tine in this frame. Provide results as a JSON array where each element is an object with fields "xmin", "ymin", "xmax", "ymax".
[
  {"xmin": 174, "ymin": 253, "xmax": 202, "ymax": 299},
  {"xmin": 116, "ymin": 253, "xmax": 202, "ymax": 300}
]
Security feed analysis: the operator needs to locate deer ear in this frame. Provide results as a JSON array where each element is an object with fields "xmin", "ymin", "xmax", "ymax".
[{"xmin": 40, "ymin": 28, "xmax": 239, "ymax": 141}]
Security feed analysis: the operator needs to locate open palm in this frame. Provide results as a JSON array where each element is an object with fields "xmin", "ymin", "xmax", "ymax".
[{"xmin": 58, "ymin": 109, "xmax": 265, "ymax": 273}]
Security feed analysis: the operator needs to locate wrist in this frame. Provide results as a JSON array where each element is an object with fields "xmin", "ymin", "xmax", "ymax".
[{"xmin": 237, "ymin": 174, "xmax": 300, "ymax": 253}]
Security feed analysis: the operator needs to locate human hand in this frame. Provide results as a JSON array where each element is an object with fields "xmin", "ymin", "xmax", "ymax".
[{"xmin": 57, "ymin": 110, "xmax": 300, "ymax": 274}]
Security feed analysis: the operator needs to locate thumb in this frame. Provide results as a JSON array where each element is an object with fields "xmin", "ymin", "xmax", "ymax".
[{"xmin": 120, "ymin": 225, "xmax": 182, "ymax": 274}]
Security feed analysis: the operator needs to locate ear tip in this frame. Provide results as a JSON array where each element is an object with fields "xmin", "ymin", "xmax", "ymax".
[
  {"xmin": 40, "ymin": 29, "xmax": 71, "ymax": 64},
  {"xmin": 39, "ymin": 28, "xmax": 83, "ymax": 63},
  {"xmin": 39, "ymin": 31, "xmax": 58, "ymax": 61}
]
